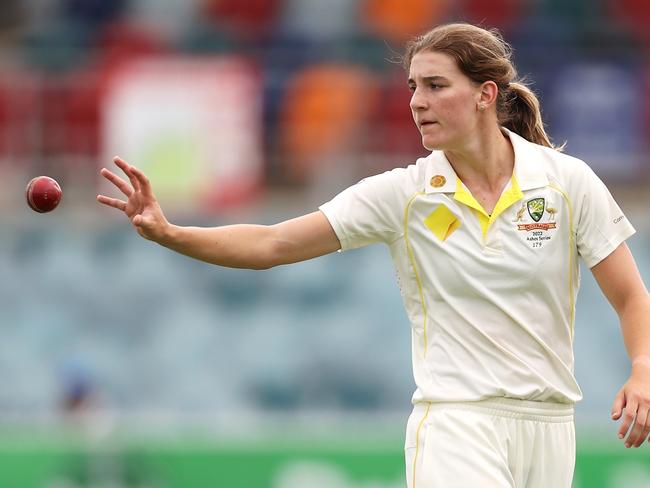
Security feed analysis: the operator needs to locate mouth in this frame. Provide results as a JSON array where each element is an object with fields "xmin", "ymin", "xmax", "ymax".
[{"xmin": 419, "ymin": 120, "xmax": 438, "ymax": 129}]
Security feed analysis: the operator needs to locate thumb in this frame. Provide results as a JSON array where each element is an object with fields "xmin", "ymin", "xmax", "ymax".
[
  {"xmin": 132, "ymin": 213, "xmax": 162, "ymax": 242},
  {"xmin": 133, "ymin": 213, "xmax": 157, "ymax": 232},
  {"xmin": 612, "ymin": 388, "xmax": 626, "ymax": 420}
]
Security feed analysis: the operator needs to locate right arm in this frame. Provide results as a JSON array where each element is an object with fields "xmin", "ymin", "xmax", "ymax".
[{"xmin": 97, "ymin": 157, "xmax": 341, "ymax": 270}]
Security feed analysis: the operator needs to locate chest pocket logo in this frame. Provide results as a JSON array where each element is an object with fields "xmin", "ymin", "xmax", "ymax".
[
  {"xmin": 527, "ymin": 198, "xmax": 545, "ymax": 222},
  {"xmin": 424, "ymin": 205, "xmax": 461, "ymax": 241},
  {"xmin": 515, "ymin": 197, "xmax": 559, "ymax": 249}
]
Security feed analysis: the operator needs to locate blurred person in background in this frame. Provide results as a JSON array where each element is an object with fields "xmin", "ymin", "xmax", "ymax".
[
  {"xmin": 0, "ymin": 0, "xmax": 24, "ymax": 45},
  {"xmin": 97, "ymin": 23, "xmax": 650, "ymax": 488}
]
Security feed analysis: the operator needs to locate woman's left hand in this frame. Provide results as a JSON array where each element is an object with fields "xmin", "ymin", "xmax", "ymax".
[{"xmin": 611, "ymin": 358, "xmax": 650, "ymax": 448}]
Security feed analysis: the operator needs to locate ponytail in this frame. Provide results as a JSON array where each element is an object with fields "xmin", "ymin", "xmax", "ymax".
[{"xmin": 501, "ymin": 82, "xmax": 564, "ymax": 151}]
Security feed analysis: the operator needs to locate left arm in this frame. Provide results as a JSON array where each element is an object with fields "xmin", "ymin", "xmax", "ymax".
[{"xmin": 591, "ymin": 242, "xmax": 650, "ymax": 448}]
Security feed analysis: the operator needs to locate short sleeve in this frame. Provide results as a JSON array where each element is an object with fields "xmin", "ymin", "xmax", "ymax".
[
  {"xmin": 574, "ymin": 164, "xmax": 635, "ymax": 268},
  {"xmin": 319, "ymin": 169, "xmax": 406, "ymax": 251}
]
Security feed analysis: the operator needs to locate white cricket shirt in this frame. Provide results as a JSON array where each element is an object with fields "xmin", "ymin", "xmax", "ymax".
[{"xmin": 319, "ymin": 129, "xmax": 636, "ymax": 404}]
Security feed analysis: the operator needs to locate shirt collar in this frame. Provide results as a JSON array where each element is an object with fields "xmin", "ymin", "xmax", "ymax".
[
  {"xmin": 423, "ymin": 151, "xmax": 457, "ymax": 194},
  {"xmin": 503, "ymin": 128, "xmax": 549, "ymax": 191},
  {"xmin": 423, "ymin": 127, "xmax": 549, "ymax": 194}
]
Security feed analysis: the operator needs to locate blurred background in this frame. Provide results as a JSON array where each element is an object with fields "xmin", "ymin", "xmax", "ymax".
[{"xmin": 0, "ymin": 0, "xmax": 649, "ymax": 486}]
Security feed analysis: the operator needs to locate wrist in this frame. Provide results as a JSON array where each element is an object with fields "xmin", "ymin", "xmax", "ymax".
[
  {"xmin": 632, "ymin": 355, "xmax": 650, "ymax": 370},
  {"xmin": 157, "ymin": 222, "xmax": 178, "ymax": 246}
]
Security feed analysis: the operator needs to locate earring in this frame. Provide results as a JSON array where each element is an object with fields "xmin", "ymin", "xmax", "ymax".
[{"xmin": 478, "ymin": 104, "xmax": 486, "ymax": 111}]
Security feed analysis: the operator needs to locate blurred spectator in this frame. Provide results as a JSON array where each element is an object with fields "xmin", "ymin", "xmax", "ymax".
[
  {"xmin": 35, "ymin": 21, "xmax": 166, "ymax": 167},
  {"xmin": 0, "ymin": 72, "xmax": 39, "ymax": 162},
  {"xmin": 202, "ymin": 0, "xmax": 282, "ymax": 41},
  {"xmin": 0, "ymin": 0, "xmax": 25, "ymax": 47},
  {"xmin": 127, "ymin": 0, "xmax": 202, "ymax": 44},
  {"xmin": 279, "ymin": 63, "xmax": 379, "ymax": 183},
  {"xmin": 93, "ymin": 20, "xmax": 167, "ymax": 70},
  {"xmin": 40, "ymin": 70, "xmax": 103, "ymax": 161},
  {"xmin": 361, "ymin": 0, "xmax": 448, "ymax": 43},
  {"xmin": 59, "ymin": 356, "xmax": 99, "ymax": 415},
  {"xmin": 369, "ymin": 67, "xmax": 427, "ymax": 167},
  {"xmin": 281, "ymin": 0, "xmax": 358, "ymax": 42},
  {"xmin": 534, "ymin": 0, "xmax": 601, "ymax": 33},
  {"xmin": 606, "ymin": 0, "xmax": 650, "ymax": 45},
  {"xmin": 63, "ymin": 0, "xmax": 127, "ymax": 36},
  {"xmin": 458, "ymin": 0, "xmax": 527, "ymax": 34},
  {"xmin": 547, "ymin": 61, "xmax": 644, "ymax": 179}
]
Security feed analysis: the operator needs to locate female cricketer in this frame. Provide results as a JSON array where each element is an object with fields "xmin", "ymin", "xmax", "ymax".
[{"xmin": 97, "ymin": 23, "xmax": 650, "ymax": 488}]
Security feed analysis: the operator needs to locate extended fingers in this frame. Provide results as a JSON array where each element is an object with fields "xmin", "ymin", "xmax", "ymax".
[
  {"xmin": 626, "ymin": 406, "xmax": 644, "ymax": 447},
  {"xmin": 113, "ymin": 156, "xmax": 141, "ymax": 193},
  {"xmin": 628, "ymin": 405, "xmax": 650, "ymax": 448},
  {"xmin": 128, "ymin": 164, "xmax": 154, "ymax": 199},
  {"xmin": 611, "ymin": 390, "xmax": 625, "ymax": 420},
  {"xmin": 100, "ymin": 167, "xmax": 133, "ymax": 197},
  {"xmin": 635, "ymin": 420, "xmax": 650, "ymax": 447},
  {"xmin": 619, "ymin": 400, "xmax": 637, "ymax": 442},
  {"xmin": 96, "ymin": 194, "xmax": 127, "ymax": 211}
]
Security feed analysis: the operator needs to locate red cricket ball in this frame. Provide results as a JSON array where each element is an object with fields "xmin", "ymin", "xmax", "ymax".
[{"xmin": 26, "ymin": 176, "xmax": 63, "ymax": 213}]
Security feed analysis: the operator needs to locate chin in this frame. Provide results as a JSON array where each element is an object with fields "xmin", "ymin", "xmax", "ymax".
[{"xmin": 421, "ymin": 136, "xmax": 444, "ymax": 152}]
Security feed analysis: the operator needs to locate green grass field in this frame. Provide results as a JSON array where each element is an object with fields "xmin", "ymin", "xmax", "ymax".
[{"xmin": 0, "ymin": 428, "xmax": 648, "ymax": 487}]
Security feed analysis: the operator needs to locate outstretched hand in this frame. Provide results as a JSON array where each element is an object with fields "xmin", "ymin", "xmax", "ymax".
[
  {"xmin": 97, "ymin": 157, "xmax": 170, "ymax": 242},
  {"xmin": 611, "ymin": 360, "xmax": 650, "ymax": 448}
]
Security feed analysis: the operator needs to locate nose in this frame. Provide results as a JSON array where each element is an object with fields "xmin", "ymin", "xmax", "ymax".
[{"xmin": 409, "ymin": 87, "xmax": 427, "ymax": 112}]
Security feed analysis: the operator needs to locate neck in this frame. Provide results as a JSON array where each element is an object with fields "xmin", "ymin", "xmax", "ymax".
[{"xmin": 444, "ymin": 125, "xmax": 515, "ymax": 191}]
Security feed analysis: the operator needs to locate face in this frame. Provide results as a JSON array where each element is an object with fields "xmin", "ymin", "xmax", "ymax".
[{"xmin": 408, "ymin": 51, "xmax": 482, "ymax": 151}]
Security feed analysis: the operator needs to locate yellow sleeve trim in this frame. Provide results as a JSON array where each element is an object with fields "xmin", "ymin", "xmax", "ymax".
[
  {"xmin": 549, "ymin": 182, "xmax": 576, "ymax": 340},
  {"xmin": 404, "ymin": 192, "xmax": 428, "ymax": 355}
]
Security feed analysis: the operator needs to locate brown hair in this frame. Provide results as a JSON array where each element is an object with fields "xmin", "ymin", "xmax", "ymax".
[{"xmin": 404, "ymin": 23, "xmax": 562, "ymax": 150}]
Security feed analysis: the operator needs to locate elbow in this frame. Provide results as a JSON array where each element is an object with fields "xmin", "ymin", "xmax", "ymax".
[
  {"xmin": 250, "ymin": 261, "xmax": 275, "ymax": 271},
  {"xmin": 244, "ymin": 224, "xmax": 296, "ymax": 270},
  {"xmin": 619, "ymin": 290, "xmax": 650, "ymax": 317},
  {"xmin": 252, "ymin": 232, "xmax": 292, "ymax": 270},
  {"xmin": 248, "ymin": 241, "xmax": 281, "ymax": 270},
  {"xmin": 227, "ymin": 258, "xmax": 274, "ymax": 271}
]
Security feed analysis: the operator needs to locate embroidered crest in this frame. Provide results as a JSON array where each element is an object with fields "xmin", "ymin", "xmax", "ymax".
[
  {"xmin": 527, "ymin": 198, "xmax": 545, "ymax": 222},
  {"xmin": 513, "ymin": 203, "xmax": 526, "ymax": 222}
]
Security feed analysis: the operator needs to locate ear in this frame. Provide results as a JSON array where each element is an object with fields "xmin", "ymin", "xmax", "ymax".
[{"xmin": 477, "ymin": 81, "xmax": 498, "ymax": 111}]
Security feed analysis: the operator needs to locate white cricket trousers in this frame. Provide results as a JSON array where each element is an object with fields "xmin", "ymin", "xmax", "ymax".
[{"xmin": 404, "ymin": 397, "xmax": 575, "ymax": 488}]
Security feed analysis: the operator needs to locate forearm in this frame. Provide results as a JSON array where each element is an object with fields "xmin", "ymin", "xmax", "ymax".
[
  {"xmin": 158, "ymin": 223, "xmax": 279, "ymax": 270},
  {"xmin": 618, "ymin": 292, "xmax": 650, "ymax": 364},
  {"xmin": 98, "ymin": 160, "xmax": 340, "ymax": 269}
]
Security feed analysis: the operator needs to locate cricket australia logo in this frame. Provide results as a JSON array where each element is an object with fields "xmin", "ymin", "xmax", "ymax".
[
  {"xmin": 527, "ymin": 197, "xmax": 545, "ymax": 222},
  {"xmin": 514, "ymin": 197, "xmax": 558, "ymax": 249}
]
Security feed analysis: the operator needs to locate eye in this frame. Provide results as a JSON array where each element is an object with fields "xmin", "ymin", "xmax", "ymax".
[
  {"xmin": 407, "ymin": 84, "xmax": 416, "ymax": 92},
  {"xmin": 430, "ymin": 83, "xmax": 443, "ymax": 90}
]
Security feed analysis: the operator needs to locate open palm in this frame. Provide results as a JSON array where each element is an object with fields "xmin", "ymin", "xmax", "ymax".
[{"xmin": 97, "ymin": 157, "xmax": 169, "ymax": 241}]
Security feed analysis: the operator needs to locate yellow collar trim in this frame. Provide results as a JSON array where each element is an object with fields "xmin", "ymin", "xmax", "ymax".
[{"xmin": 453, "ymin": 175, "xmax": 524, "ymax": 237}]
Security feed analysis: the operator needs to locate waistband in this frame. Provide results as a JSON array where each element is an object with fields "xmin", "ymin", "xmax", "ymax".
[{"xmin": 413, "ymin": 397, "xmax": 574, "ymax": 423}]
